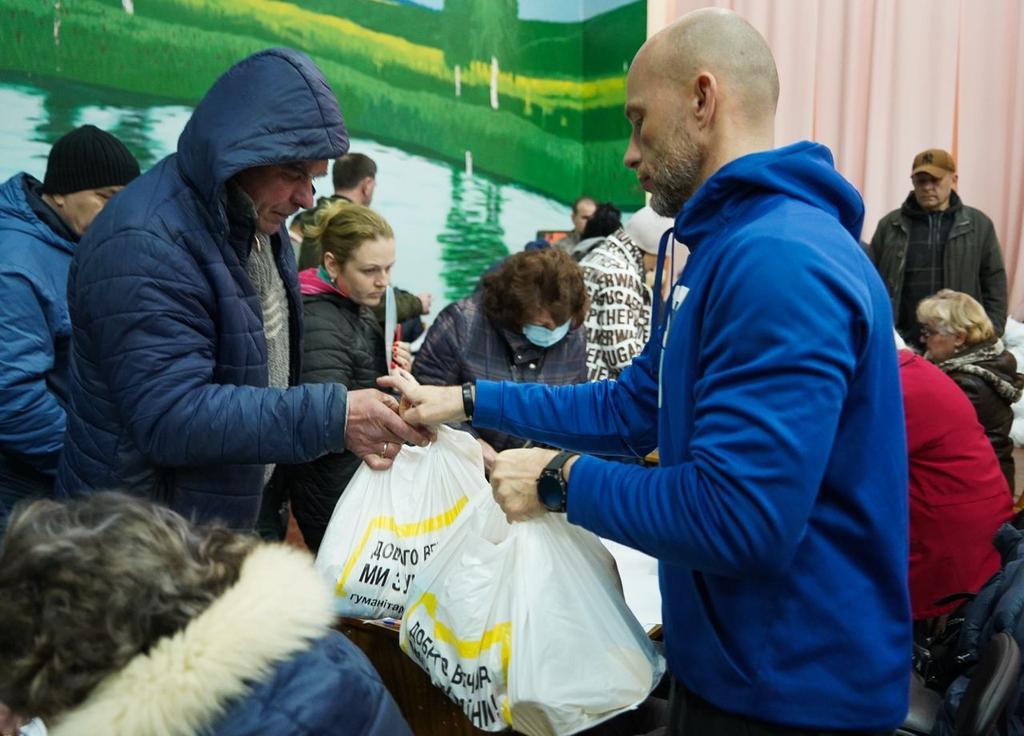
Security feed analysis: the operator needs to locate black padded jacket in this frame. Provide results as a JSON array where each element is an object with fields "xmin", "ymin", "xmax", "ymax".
[{"xmin": 288, "ymin": 287, "xmax": 386, "ymax": 551}]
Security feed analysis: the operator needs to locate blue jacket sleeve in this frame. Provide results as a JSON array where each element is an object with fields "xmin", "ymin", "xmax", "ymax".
[
  {"xmin": 565, "ymin": 241, "xmax": 859, "ymax": 576},
  {"xmin": 76, "ymin": 234, "xmax": 347, "ymax": 467},
  {"xmin": 472, "ymin": 337, "xmax": 661, "ymax": 456},
  {"xmin": 0, "ymin": 270, "xmax": 64, "ymax": 473}
]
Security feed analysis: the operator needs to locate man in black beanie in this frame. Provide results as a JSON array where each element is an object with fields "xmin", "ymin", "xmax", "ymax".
[{"xmin": 0, "ymin": 125, "xmax": 140, "ymax": 520}]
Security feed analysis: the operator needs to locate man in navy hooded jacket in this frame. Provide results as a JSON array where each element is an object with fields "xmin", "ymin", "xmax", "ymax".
[
  {"xmin": 385, "ymin": 9, "xmax": 910, "ymax": 734},
  {"xmin": 56, "ymin": 49, "xmax": 428, "ymax": 530}
]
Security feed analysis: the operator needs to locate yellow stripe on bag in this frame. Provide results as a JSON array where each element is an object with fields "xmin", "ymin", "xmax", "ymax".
[
  {"xmin": 403, "ymin": 591, "xmax": 514, "ymax": 726},
  {"xmin": 336, "ymin": 495, "xmax": 470, "ymax": 595}
]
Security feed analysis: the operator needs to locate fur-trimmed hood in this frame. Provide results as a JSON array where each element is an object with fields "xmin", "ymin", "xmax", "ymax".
[{"xmin": 50, "ymin": 544, "xmax": 334, "ymax": 736}]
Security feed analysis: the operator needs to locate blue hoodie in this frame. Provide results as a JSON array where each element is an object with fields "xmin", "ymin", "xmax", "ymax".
[
  {"xmin": 56, "ymin": 49, "xmax": 351, "ymax": 529},
  {"xmin": 0, "ymin": 174, "xmax": 74, "ymax": 496},
  {"xmin": 473, "ymin": 142, "xmax": 910, "ymax": 730}
]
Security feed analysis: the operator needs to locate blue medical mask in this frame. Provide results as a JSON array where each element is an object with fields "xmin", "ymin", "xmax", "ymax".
[{"xmin": 522, "ymin": 320, "xmax": 571, "ymax": 348}]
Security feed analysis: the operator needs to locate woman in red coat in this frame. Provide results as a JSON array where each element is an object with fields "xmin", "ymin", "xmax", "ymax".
[{"xmin": 899, "ymin": 349, "xmax": 1012, "ymax": 623}]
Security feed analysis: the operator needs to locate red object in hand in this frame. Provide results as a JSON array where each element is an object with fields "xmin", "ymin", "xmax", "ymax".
[{"xmin": 390, "ymin": 323, "xmax": 402, "ymax": 370}]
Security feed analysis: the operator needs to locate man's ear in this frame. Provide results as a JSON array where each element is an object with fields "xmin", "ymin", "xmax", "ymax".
[
  {"xmin": 951, "ymin": 172, "xmax": 959, "ymax": 189},
  {"xmin": 693, "ymin": 71, "xmax": 718, "ymax": 131}
]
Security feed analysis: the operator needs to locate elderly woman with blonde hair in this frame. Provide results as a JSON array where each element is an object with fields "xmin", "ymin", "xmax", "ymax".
[{"xmin": 918, "ymin": 289, "xmax": 1024, "ymax": 491}]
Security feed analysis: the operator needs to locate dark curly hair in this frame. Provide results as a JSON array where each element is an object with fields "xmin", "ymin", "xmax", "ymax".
[
  {"xmin": 0, "ymin": 493, "xmax": 257, "ymax": 721},
  {"xmin": 480, "ymin": 248, "xmax": 589, "ymax": 332}
]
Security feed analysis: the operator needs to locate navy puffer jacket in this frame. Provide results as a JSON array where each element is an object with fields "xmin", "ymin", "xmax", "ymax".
[
  {"xmin": 56, "ymin": 49, "xmax": 351, "ymax": 529},
  {"xmin": 933, "ymin": 524, "xmax": 1024, "ymax": 735}
]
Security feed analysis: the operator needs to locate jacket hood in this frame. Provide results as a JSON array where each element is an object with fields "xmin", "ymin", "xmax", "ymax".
[
  {"xmin": 901, "ymin": 189, "xmax": 962, "ymax": 220},
  {"xmin": 298, "ymin": 266, "xmax": 343, "ymax": 296},
  {"xmin": 675, "ymin": 141, "xmax": 865, "ymax": 250},
  {"xmin": 50, "ymin": 544, "xmax": 334, "ymax": 736},
  {"xmin": 0, "ymin": 174, "xmax": 75, "ymax": 255},
  {"xmin": 177, "ymin": 48, "xmax": 349, "ymax": 217}
]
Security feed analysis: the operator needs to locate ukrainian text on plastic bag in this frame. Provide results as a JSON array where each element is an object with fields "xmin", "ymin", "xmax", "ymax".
[
  {"xmin": 401, "ymin": 505, "xmax": 666, "ymax": 735},
  {"xmin": 315, "ymin": 426, "xmax": 490, "ymax": 618}
]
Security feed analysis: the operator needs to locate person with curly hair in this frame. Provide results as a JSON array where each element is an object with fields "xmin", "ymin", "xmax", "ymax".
[
  {"xmin": 413, "ymin": 248, "xmax": 589, "ymax": 474},
  {"xmin": 0, "ymin": 492, "xmax": 411, "ymax": 736},
  {"xmin": 917, "ymin": 289, "xmax": 1024, "ymax": 492}
]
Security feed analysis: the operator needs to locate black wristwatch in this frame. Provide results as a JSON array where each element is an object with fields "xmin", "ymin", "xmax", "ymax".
[
  {"xmin": 461, "ymin": 382, "xmax": 475, "ymax": 421},
  {"xmin": 537, "ymin": 451, "xmax": 577, "ymax": 513}
]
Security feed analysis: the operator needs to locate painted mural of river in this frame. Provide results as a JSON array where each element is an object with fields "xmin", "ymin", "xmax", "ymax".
[{"xmin": 0, "ymin": 72, "xmax": 574, "ymax": 316}]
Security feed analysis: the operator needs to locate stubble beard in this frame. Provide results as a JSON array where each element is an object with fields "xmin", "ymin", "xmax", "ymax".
[{"xmin": 648, "ymin": 134, "xmax": 706, "ymax": 218}]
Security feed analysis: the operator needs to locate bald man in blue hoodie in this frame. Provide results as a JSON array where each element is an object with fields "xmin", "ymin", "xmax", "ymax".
[{"xmin": 385, "ymin": 8, "xmax": 908, "ymax": 735}]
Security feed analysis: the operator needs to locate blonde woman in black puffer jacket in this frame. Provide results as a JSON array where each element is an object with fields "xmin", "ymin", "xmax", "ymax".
[{"xmin": 287, "ymin": 200, "xmax": 411, "ymax": 551}]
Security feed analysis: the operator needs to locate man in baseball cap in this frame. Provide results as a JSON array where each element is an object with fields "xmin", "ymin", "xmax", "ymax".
[
  {"xmin": 912, "ymin": 147, "xmax": 956, "ymax": 177},
  {"xmin": 0, "ymin": 125, "xmax": 140, "ymax": 517},
  {"xmin": 869, "ymin": 147, "xmax": 1006, "ymax": 345}
]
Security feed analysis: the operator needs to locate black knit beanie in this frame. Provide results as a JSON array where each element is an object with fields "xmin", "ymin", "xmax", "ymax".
[{"xmin": 41, "ymin": 125, "xmax": 141, "ymax": 195}]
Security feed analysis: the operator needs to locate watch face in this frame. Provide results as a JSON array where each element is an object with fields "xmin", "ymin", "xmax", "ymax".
[{"xmin": 537, "ymin": 471, "xmax": 564, "ymax": 512}]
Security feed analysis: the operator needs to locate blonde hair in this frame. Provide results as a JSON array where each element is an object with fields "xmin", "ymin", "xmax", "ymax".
[
  {"xmin": 304, "ymin": 200, "xmax": 393, "ymax": 267},
  {"xmin": 916, "ymin": 289, "xmax": 995, "ymax": 346}
]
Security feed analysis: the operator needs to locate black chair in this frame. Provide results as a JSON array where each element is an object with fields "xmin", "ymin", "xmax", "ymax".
[
  {"xmin": 953, "ymin": 631, "xmax": 1020, "ymax": 735},
  {"xmin": 898, "ymin": 670, "xmax": 944, "ymax": 734},
  {"xmin": 896, "ymin": 632, "xmax": 1020, "ymax": 736}
]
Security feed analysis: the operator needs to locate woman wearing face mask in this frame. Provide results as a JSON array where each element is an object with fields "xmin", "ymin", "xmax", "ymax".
[
  {"xmin": 285, "ymin": 200, "xmax": 412, "ymax": 552},
  {"xmin": 413, "ymin": 248, "xmax": 589, "ymax": 474},
  {"xmin": 917, "ymin": 289, "xmax": 1024, "ymax": 493}
]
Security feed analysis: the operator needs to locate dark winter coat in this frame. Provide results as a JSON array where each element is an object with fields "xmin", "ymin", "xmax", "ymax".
[
  {"xmin": 55, "ymin": 49, "xmax": 351, "ymax": 530},
  {"xmin": 869, "ymin": 192, "xmax": 1007, "ymax": 338},
  {"xmin": 936, "ymin": 340, "xmax": 1023, "ymax": 492},
  {"xmin": 933, "ymin": 525, "xmax": 1024, "ymax": 736},
  {"xmin": 288, "ymin": 269, "xmax": 387, "ymax": 551},
  {"xmin": 47, "ymin": 545, "xmax": 412, "ymax": 736},
  {"xmin": 0, "ymin": 174, "xmax": 75, "ymax": 510}
]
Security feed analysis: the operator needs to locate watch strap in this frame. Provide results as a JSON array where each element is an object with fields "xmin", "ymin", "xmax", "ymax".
[
  {"xmin": 539, "ymin": 451, "xmax": 577, "ymax": 513},
  {"xmin": 543, "ymin": 450, "xmax": 575, "ymax": 478}
]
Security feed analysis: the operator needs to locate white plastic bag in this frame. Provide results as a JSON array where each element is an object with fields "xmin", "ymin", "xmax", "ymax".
[
  {"xmin": 400, "ymin": 503, "xmax": 666, "ymax": 735},
  {"xmin": 314, "ymin": 426, "xmax": 491, "ymax": 619}
]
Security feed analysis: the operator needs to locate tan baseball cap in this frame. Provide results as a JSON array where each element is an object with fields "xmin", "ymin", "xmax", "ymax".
[{"xmin": 911, "ymin": 148, "xmax": 956, "ymax": 178}]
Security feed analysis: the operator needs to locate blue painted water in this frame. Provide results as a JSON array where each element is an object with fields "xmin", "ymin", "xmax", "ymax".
[{"xmin": 0, "ymin": 72, "xmax": 574, "ymax": 316}]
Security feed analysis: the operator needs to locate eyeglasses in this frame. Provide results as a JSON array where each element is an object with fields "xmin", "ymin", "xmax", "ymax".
[{"xmin": 919, "ymin": 325, "xmax": 945, "ymax": 339}]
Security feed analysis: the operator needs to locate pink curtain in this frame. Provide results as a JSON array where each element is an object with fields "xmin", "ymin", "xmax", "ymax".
[{"xmin": 647, "ymin": 0, "xmax": 1024, "ymax": 318}]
